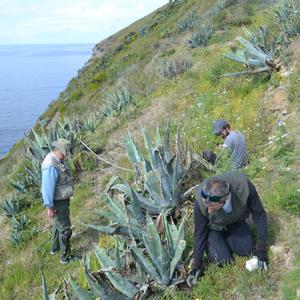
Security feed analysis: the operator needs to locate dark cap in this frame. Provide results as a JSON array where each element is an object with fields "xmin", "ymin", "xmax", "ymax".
[{"xmin": 212, "ymin": 119, "xmax": 229, "ymax": 135}]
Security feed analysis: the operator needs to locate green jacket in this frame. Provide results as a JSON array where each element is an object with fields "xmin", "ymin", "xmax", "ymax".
[{"xmin": 195, "ymin": 171, "xmax": 250, "ymax": 231}]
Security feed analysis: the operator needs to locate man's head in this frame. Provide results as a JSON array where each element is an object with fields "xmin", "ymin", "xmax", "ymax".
[
  {"xmin": 212, "ymin": 119, "xmax": 230, "ymax": 139},
  {"xmin": 52, "ymin": 138, "xmax": 71, "ymax": 161},
  {"xmin": 201, "ymin": 179, "xmax": 230, "ymax": 213}
]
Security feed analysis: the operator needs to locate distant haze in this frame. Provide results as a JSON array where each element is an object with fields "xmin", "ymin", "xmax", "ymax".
[{"xmin": 0, "ymin": 0, "xmax": 168, "ymax": 44}]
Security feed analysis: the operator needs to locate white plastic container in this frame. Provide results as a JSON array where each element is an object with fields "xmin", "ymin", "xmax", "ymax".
[{"xmin": 245, "ymin": 256, "xmax": 260, "ymax": 271}]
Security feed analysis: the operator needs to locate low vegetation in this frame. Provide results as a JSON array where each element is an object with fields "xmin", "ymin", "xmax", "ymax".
[{"xmin": 0, "ymin": 0, "xmax": 300, "ymax": 299}]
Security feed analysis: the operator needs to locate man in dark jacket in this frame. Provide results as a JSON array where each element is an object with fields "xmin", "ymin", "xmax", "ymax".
[{"xmin": 187, "ymin": 171, "xmax": 268, "ymax": 287}]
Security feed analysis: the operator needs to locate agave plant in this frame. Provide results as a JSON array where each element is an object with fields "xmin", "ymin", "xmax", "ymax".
[
  {"xmin": 11, "ymin": 117, "xmax": 80, "ymax": 193},
  {"xmin": 68, "ymin": 241, "xmax": 148, "ymax": 299},
  {"xmin": 41, "ymin": 271, "xmax": 60, "ymax": 300},
  {"xmin": 1, "ymin": 195, "xmax": 20, "ymax": 217},
  {"xmin": 73, "ymin": 213, "xmax": 187, "ymax": 299},
  {"xmin": 9, "ymin": 230, "xmax": 24, "ymax": 246},
  {"xmin": 159, "ymin": 57, "xmax": 192, "ymax": 79},
  {"xmin": 10, "ymin": 214, "xmax": 30, "ymax": 231},
  {"xmin": 222, "ymin": 26, "xmax": 282, "ymax": 77},
  {"xmin": 116, "ymin": 123, "xmax": 191, "ymax": 213},
  {"xmin": 275, "ymin": 0, "xmax": 300, "ymax": 37},
  {"xmin": 25, "ymin": 116, "xmax": 79, "ymax": 163},
  {"xmin": 80, "ymin": 191, "xmax": 145, "ymax": 239},
  {"xmin": 131, "ymin": 214, "xmax": 186, "ymax": 288},
  {"xmin": 100, "ymin": 87, "xmax": 135, "ymax": 118},
  {"xmin": 81, "ymin": 112, "xmax": 102, "ymax": 133},
  {"xmin": 187, "ymin": 24, "xmax": 214, "ymax": 49},
  {"xmin": 201, "ymin": 0, "xmax": 236, "ymax": 21},
  {"xmin": 177, "ymin": 10, "xmax": 199, "ymax": 32}
]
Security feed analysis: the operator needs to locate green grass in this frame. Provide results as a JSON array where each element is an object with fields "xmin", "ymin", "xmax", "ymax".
[
  {"xmin": 0, "ymin": 0, "xmax": 300, "ymax": 299},
  {"xmin": 280, "ymin": 251, "xmax": 300, "ymax": 300}
]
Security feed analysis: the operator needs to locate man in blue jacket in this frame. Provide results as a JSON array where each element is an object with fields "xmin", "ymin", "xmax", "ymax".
[
  {"xmin": 187, "ymin": 171, "xmax": 268, "ymax": 286},
  {"xmin": 41, "ymin": 138, "xmax": 74, "ymax": 264}
]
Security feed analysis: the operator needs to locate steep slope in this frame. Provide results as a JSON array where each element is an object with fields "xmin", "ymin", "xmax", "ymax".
[{"xmin": 0, "ymin": 0, "xmax": 299, "ymax": 299}]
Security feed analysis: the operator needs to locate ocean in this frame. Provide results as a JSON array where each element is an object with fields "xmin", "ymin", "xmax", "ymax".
[{"xmin": 0, "ymin": 44, "xmax": 93, "ymax": 158}]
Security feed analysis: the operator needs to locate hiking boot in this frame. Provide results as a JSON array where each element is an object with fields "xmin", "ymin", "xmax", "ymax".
[
  {"xmin": 50, "ymin": 248, "xmax": 60, "ymax": 255},
  {"xmin": 60, "ymin": 255, "xmax": 77, "ymax": 264}
]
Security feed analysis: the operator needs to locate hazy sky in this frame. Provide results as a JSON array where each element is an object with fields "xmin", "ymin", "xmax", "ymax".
[{"xmin": 0, "ymin": 0, "xmax": 168, "ymax": 44}]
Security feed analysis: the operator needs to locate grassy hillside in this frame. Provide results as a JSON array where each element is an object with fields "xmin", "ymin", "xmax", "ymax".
[{"xmin": 0, "ymin": 0, "xmax": 299, "ymax": 299}]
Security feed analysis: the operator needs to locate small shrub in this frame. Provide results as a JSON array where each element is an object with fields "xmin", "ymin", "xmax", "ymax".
[
  {"xmin": 275, "ymin": 0, "xmax": 300, "ymax": 37},
  {"xmin": 139, "ymin": 25, "xmax": 150, "ymax": 36},
  {"xmin": 159, "ymin": 57, "xmax": 192, "ymax": 79},
  {"xmin": 187, "ymin": 25, "xmax": 214, "ymax": 48},
  {"xmin": 72, "ymin": 152, "xmax": 97, "ymax": 172},
  {"xmin": 1, "ymin": 195, "xmax": 20, "ymax": 217},
  {"xmin": 69, "ymin": 89, "xmax": 83, "ymax": 102},
  {"xmin": 8, "ymin": 214, "xmax": 34, "ymax": 247},
  {"xmin": 93, "ymin": 70, "xmax": 106, "ymax": 83},
  {"xmin": 100, "ymin": 86, "xmax": 135, "ymax": 117},
  {"xmin": 281, "ymin": 190, "xmax": 300, "ymax": 216},
  {"xmin": 160, "ymin": 28, "xmax": 172, "ymax": 38},
  {"xmin": 123, "ymin": 31, "xmax": 138, "ymax": 45},
  {"xmin": 159, "ymin": 49, "xmax": 176, "ymax": 58},
  {"xmin": 139, "ymin": 22, "xmax": 158, "ymax": 36},
  {"xmin": 88, "ymin": 82, "xmax": 101, "ymax": 92},
  {"xmin": 177, "ymin": 10, "xmax": 199, "ymax": 32}
]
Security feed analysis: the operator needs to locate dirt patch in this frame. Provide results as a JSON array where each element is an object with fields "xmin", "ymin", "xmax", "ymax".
[{"xmin": 94, "ymin": 95, "xmax": 171, "ymax": 175}]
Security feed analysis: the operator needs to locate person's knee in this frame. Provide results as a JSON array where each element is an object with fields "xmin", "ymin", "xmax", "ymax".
[
  {"xmin": 234, "ymin": 244, "xmax": 254, "ymax": 256},
  {"xmin": 232, "ymin": 238, "xmax": 254, "ymax": 256},
  {"xmin": 208, "ymin": 246, "xmax": 232, "ymax": 265},
  {"xmin": 227, "ymin": 223, "xmax": 254, "ymax": 256},
  {"xmin": 61, "ymin": 228, "xmax": 72, "ymax": 242}
]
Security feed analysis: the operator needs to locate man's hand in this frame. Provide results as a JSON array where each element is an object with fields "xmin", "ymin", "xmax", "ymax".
[
  {"xmin": 187, "ymin": 268, "xmax": 202, "ymax": 287},
  {"xmin": 47, "ymin": 207, "xmax": 55, "ymax": 218},
  {"xmin": 255, "ymin": 249, "xmax": 268, "ymax": 271}
]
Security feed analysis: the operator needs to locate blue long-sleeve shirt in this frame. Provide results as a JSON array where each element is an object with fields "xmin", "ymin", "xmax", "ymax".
[{"xmin": 42, "ymin": 166, "xmax": 59, "ymax": 208}]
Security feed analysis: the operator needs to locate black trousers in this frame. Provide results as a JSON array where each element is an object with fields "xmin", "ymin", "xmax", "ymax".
[
  {"xmin": 52, "ymin": 199, "xmax": 72, "ymax": 260},
  {"xmin": 207, "ymin": 221, "xmax": 255, "ymax": 265}
]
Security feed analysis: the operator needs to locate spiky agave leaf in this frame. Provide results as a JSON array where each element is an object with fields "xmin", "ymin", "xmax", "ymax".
[
  {"xmin": 80, "ymin": 192, "xmax": 145, "ymax": 239},
  {"xmin": 1, "ymin": 195, "xmax": 20, "ymax": 217},
  {"xmin": 93, "ymin": 244, "xmax": 139, "ymax": 299},
  {"xmin": 131, "ymin": 213, "xmax": 187, "ymax": 287},
  {"xmin": 41, "ymin": 271, "xmax": 57, "ymax": 300},
  {"xmin": 84, "ymin": 265, "xmax": 129, "ymax": 300},
  {"xmin": 10, "ymin": 214, "xmax": 30, "ymax": 231},
  {"xmin": 9, "ymin": 230, "xmax": 23, "ymax": 246},
  {"xmin": 222, "ymin": 26, "xmax": 282, "ymax": 77},
  {"xmin": 113, "ymin": 123, "xmax": 189, "ymax": 217},
  {"xmin": 275, "ymin": 0, "xmax": 300, "ymax": 37},
  {"xmin": 68, "ymin": 275, "xmax": 94, "ymax": 300},
  {"xmin": 187, "ymin": 24, "xmax": 214, "ymax": 49}
]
